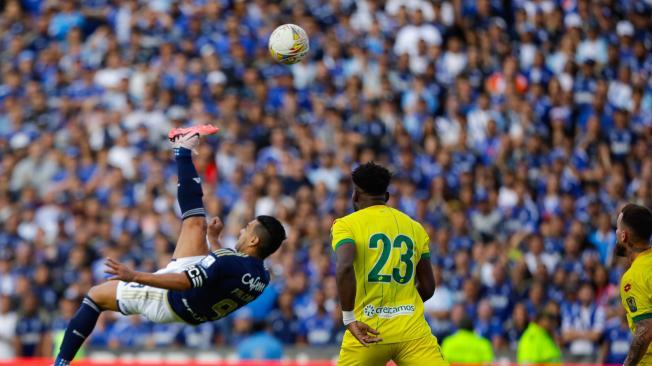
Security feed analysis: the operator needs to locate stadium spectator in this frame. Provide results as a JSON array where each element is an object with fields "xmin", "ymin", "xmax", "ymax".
[
  {"xmin": 14, "ymin": 292, "xmax": 50, "ymax": 357},
  {"xmin": 0, "ymin": 294, "xmax": 17, "ymax": 359},
  {"xmin": 589, "ymin": 212, "xmax": 617, "ymax": 266},
  {"xmin": 298, "ymin": 289, "xmax": 335, "ymax": 346},
  {"xmin": 424, "ymin": 264, "xmax": 453, "ymax": 339},
  {"xmin": 441, "ymin": 316, "xmax": 494, "ymax": 363},
  {"xmin": 517, "ymin": 302, "xmax": 562, "ymax": 363},
  {"xmin": 475, "ymin": 299, "xmax": 504, "ymax": 350},
  {"xmin": 268, "ymin": 291, "xmax": 300, "ymax": 345},
  {"xmin": 561, "ymin": 282, "xmax": 606, "ymax": 362},
  {"xmin": 107, "ymin": 315, "xmax": 150, "ymax": 350},
  {"xmin": 176, "ymin": 322, "xmax": 222, "ymax": 349},
  {"xmin": 87, "ymin": 313, "xmax": 116, "ymax": 349},
  {"xmin": 483, "ymin": 263, "xmax": 512, "ymax": 322},
  {"xmin": 51, "ymin": 294, "xmax": 85, "ymax": 359},
  {"xmin": 236, "ymin": 320, "xmax": 283, "ymax": 361},
  {"xmin": 504, "ymin": 302, "xmax": 529, "ymax": 351},
  {"xmin": 600, "ymin": 309, "xmax": 633, "ymax": 365},
  {"xmin": 227, "ymin": 308, "xmax": 255, "ymax": 347}
]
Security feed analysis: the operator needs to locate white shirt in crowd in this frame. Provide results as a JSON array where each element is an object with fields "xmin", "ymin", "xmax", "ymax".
[
  {"xmin": 608, "ymin": 80, "xmax": 633, "ymax": 111},
  {"xmin": 0, "ymin": 310, "xmax": 17, "ymax": 359},
  {"xmin": 562, "ymin": 304, "xmax": 606, "ymax": 356},
  {"xmin": 394, "ymin": 24, "xmax": 442, "ymax": 56}
]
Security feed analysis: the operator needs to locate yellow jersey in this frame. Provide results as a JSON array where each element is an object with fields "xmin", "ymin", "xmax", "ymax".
[
  {"xmin": 620, "ymin": 247, "xmax": 652, "ymax": 362},
  {"xmin": 331, "ymin": 205, "xmax": 432, "ymax": 345}
]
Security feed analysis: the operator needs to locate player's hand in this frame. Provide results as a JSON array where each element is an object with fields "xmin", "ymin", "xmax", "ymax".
[
  {"xmin": 104, "ymin": 258, "xmax": 137, "ymax": 282},
  {"xmin": 207, "ymin": 217, "xmax": 224, "ymax": 236},
  {"xmin": 346, "ymin": 321, "xmax": 382, "ymax": 347},
  {"xmin": 207, "ymin": 217, "xmax": 224, "ymax": 248}
]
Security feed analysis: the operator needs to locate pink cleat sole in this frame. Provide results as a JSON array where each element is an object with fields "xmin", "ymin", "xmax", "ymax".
[{"xmin": 168, "ymin": 124, "xmax": 220, "ymax": 140}]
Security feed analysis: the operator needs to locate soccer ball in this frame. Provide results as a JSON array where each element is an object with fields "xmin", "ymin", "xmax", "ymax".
[{"xmin": 268, "ymin": 24, "xmax": 309, "ymax": 65}]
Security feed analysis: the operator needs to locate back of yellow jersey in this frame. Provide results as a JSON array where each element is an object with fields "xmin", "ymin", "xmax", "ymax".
[{"xmin": 332, "ymin": 205, "xmax": 432, "ymax": 344}]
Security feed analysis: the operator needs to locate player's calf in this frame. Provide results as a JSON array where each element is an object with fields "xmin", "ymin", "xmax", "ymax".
[
  {"xmin": 54, "ymin": 282, "xmax": 118, "ymax": 366},
  {"xmin": 54, "ymin": 296, "xmax": 102, "ymax": 366}
]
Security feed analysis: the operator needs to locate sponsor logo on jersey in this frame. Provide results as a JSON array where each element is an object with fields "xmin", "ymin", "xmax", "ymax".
[
  {"xmin": 182, "ymin": 298, "xmax": 207, "ymax": 323},
  {"xmin": 626, "ymin": 297, "xmax": 638, "ymax": 312},
  {"xmin": 241, "ymin": 273, "xmax": 266, "ymax": 292},
  {"xmin": 363, "ymin": 304, "xmax": 415, "ymax": 319}
]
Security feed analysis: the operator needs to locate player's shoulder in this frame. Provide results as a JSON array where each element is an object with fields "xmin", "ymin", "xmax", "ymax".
[
  {"xmin": 627, "ymin": 254, "xmax": 652, "ymax": 281},
  {"xmin": 212, "ymin": 248, "xmax": 248, "ymax": 258},
  {"xmin": 622, "ymin": 262, "xmax": 650, "ymax": 292},
  {"xmin": 636, "ymin": 250, "xmax": 652, "ymax": 266},
  {"xmin": 332, "ymin": 211, "xmax": 360, "ymax": 231},
  {"xmin": 389, "ymin": 207, "xmax": 427, "ymax": 231},
  {"xmin": 208, "ymin": 248, "xmax": 251, "ymax": 266}
]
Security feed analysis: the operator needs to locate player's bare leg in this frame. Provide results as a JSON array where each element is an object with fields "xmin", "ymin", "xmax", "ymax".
[
  {"xmin": 168, "ymin": 125, "xmax": 219, "ymax": 258},
  {"xmin": 173, "ymin": 217, "xmax": 208, "ymax": 258}
]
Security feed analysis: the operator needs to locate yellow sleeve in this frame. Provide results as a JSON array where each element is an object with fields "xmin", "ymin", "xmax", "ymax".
[
  {"xmin": 622, "ymin": 270, "xmax": 652, "ymax": 323},
  {"xmin": 331, "ymin": 218, "xmax": 355, "ymax": 252},
  {"xmin": 416, "ymin": 223, "xmax": 431, "ymax": 261}
]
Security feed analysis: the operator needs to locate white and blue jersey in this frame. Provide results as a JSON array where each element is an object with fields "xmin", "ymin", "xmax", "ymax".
[
  {"xmin": 168, "ymin": 249, "xmax": 270, "ymax": 325},
  {"xmin": 603, "ymin": 322, "xmax": 632, "ymax": 364}
]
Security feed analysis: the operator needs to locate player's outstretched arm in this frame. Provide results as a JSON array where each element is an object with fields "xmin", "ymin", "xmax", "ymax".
[
  {"xmin": 105, "ymin": 258, "xmax": 192, "ymax": 291},
  {"xmin": 415, "ymin": 258, "xmax": 436, "ymax": 302},
  {"xmin": 335, "ymin": 243, "xmax": 382, "ymax": 346},
  {"xmin": 624, "ymin": 317, "xmax": 652, "ymax": 366}
]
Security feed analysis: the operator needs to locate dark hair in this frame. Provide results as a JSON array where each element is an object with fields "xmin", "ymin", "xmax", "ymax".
[
  {"xmin": 251, "ymin": 320, "xmax": 268, "ymax": 333},
  {"xmin": 458, "ymin": 316, "xmax": 474, "ymax": 331},
  {"xmin": 352, "ymin": 162, "xmax": 392, "ymax": 196},
  {"xmin": 255, "ymin": 215, "xmax": 286, "ymax": 258},
  {"xmin": 621, "ymin": 203, "xmax": 652, "ymax": 243},
  {"xmin": 536, "ymin": 310, "xmax": 561, "ymax": 324}
]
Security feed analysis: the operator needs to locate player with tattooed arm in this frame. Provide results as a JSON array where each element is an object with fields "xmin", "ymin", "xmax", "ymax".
[{"xmin": 616, "ymin": 203, "xmax": 652, "ymax": 365}]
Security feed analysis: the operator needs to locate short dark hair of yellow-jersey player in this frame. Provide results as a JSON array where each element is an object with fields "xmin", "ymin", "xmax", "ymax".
[{"xmin": 615, "ymin": 203, "xmax": 652, "ymax": 366}]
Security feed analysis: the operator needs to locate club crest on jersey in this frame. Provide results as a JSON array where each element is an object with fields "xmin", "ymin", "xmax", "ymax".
[
  {"xmin": 627, "ymin": 297, "xmax": 638, "ymax": 312},
  {"xmin": 241, "ymin": 273, "xmax": 266, "ymax": 292}
]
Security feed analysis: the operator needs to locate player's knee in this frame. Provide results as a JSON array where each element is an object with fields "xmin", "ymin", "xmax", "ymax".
[
  {"xmin": 87, "ymin": 285, "xmax": 103, "ymax": 303},
  {"xmin": 87, "ymin": 284, "xmax": 111, "ymax": 311}
]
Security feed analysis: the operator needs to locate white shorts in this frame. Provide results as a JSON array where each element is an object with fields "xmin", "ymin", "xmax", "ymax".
[{"xmin": 115, "ymin": 256, "xmax": 204, "ymax": 323}]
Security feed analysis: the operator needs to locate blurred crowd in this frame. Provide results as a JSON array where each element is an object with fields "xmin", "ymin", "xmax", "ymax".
[{"xmin": 0, "ymin": 0, "xmax": 651, "ymax": 362}]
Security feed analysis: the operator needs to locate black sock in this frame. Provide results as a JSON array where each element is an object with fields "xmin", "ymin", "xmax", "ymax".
[
  {"xmin": 55, "ymin": 296, "xmax": 102, "ymax": 364},
  {"xmin": 175, "ymin": 147, "xmax": 205, "ymax": 219}
]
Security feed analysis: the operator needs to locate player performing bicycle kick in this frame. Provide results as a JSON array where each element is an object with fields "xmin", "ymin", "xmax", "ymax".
[{"xmin": 54, "ymin": 125, "xmax": 286, "ymax": 366}]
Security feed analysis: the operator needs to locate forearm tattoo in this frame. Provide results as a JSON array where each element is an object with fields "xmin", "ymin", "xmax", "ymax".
[{"xmin": 624, "ymin": 318, "xmax": 652, "ymax": 366}]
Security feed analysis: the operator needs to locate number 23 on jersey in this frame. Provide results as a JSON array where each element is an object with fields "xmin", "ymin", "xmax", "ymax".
[{"xmin": 367, "ymin": 233, "xmax": 415, "ymax": 284}]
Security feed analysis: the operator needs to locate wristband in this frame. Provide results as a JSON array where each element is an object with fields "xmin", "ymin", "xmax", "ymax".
[{"xmin": 342, "ymin": 311, "xmax": 356, "ymax": 326}]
